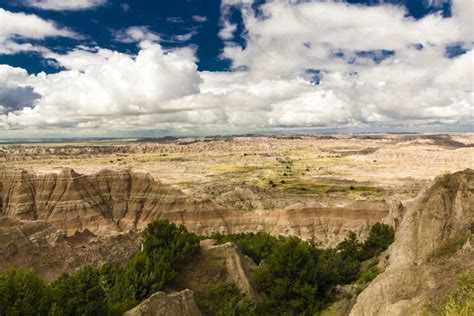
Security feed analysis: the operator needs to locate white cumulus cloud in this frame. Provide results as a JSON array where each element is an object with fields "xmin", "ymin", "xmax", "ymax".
[
  {"xmin": 0, "ymin": 43, "xmax": 201, "ymax": 129},
  {"xmin": 0, "ymin": 0, "xmax": 472, "ymax": 136},
  {"xmin": 23, "ymin": 0, "xmax": 106, "ymax": 11},
  {"xmin": 0, "ymin": 8, "xmax": 78, "ymax": 54}
]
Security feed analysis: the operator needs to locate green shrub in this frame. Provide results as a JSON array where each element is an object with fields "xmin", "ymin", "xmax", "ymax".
[
  {"xmin": 102, "ymin": 220, "xmax": 200, "ymax": 314},
  {"xmin": 356, "ymin": 266, "xmax": 382, "ymax": 284},
  {"xmin": 427, "ymin": 234, "xmax": 469, "ymax": 262},
  {"xmin": 50, "ymin": 265, "xmax": 107, "ymax": 316},
  {"xmin": 360, "ymin": 223, "xmax": 395, "ymax": 260},
  {"xmin": 336, "ymin": 232, "xmax": 363, "ymax": 283},
  {"xmin": 0, "ymin": 222, "xmax": 395, "ymax": 316},
  {"xmin": 211, "ymin": 224, "xmax": 396, "ymax": 315},
  {"xmin": 212, "ymin": 232, "xmax": 279, "ymax": 264},
  {"xmin": 253, "ymin": 237, "xmax": 341, "ymax": 315},
  {"xmin": 0, "ymin": 268, "xmax": 50, "ymax": 316},
  {"xmin": 195, "ymin": 282, "xmax": 256, "ymax": 316},
  {"xmin": 437, "ymin": 274, "xmax": 474, "ymax": 316}
]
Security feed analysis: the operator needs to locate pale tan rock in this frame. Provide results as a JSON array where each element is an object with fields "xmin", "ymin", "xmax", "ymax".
[
  {"xmin": 173, "ymin": 240, "xmax": 258, "ymax": 302},
  {"xmin": 350, "ymin": 169, "xmax": 474, "ymax": 316},
  {"xmin": 124, "ymin": 289, "xmax": 201, "ymax": 316}
]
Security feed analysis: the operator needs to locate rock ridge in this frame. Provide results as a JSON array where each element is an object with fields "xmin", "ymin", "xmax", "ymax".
[
  {"xmin": 0, "ymin": 167, "xmax": 389, "ymax": 246},
  {"xmin": 350, "ymin": 169, "xmax": 474, "ymax": 315}
]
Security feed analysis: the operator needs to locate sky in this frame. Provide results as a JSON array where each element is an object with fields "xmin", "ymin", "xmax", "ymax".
[{"xmin": 0, "ymin": 0, "xmax": 472, "ymax": 139}]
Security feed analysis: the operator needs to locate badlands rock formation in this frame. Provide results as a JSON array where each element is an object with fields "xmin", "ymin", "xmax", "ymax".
[
  {"xmin": 0, "ymin": 168, "xmax": 185, "ymax": 235},
  {"xmin": 128, "ymin": 240, "xmax": 256, "ymax": 316},
  {"xmin": 350, "ymin": 169, "xmax": 474, "ymax": 315},
  {"xmin": 0, "ymin": 167, "xmax": 388, "ymax": 246},
  {"xmin": 124, "ymin": 289, "xmax": 201, "ymax": 316},
  {"xmin": 0, "ymin": 216, "xmax": 139, "ymax": 280},
  {"xmin": 172, "ymin": 240, "xmax": 258, "ymax": 301}
]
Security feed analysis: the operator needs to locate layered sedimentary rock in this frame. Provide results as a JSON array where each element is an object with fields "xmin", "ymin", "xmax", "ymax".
[
  {"xmin": 0, "ymin": 216, "xmax": 140, "ymax": 280},
  {"xmin": 0, "ymin": 168, "xmax": 389, "ymax": 246},
  {"xmin": 0, "ymin": 168, "xmax": 186, "ymax": 235},
  {"xmin": 350, "ymin": 169, "xmax": 474, "ymax": 315},
  {"xmin": 124, "ymin": 289, "xmax": 201, "ymax": 316}
]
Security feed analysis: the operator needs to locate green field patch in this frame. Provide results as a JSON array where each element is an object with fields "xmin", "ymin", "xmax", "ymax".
[{"xmin": 256, "ymin": 177, "xmax": 387, "ymax": 197}]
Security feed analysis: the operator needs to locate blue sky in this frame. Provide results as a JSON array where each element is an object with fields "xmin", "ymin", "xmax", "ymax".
[
  {"xmin": 0, "ymin": 0, "xmax": 231, "ymax": 73},
  {"xmin": 0, "ymin": 0, "xmax": 472, "ymax": 138},
  {"xmin": 0, "ymin": 0, "xmax": 453, "ymax": 73}
]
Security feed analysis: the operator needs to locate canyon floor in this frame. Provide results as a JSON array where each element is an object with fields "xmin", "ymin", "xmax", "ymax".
[{"xmin": 0, "ymin": 134, "xmax": 473, "ymax": 315}]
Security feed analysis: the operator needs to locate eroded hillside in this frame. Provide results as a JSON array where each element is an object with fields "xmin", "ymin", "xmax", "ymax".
[
  {"xmin": 0, "ymin": 167, "xmax": 388, "ymax": 243},
  {"xmin": 351, "ymin": 169, "xmax": 474, "ymax": 315}
]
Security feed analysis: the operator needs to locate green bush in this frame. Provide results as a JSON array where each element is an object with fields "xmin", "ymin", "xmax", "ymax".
[
  {"xmin": 0, "ymin": 222, "xmax": 395, "ymax": 316},
  {"xmin": 427, "ymin": 234, "xmax": 469, "ymax": 262},
  {"xmin": 102, "ymin": 220, "xmax": 200, "ymax": 314},
  {"xmin": 436, "ymin": 274, "xmax": 474, "ymax": 316},
  {"xmin": 359, "ymin": 223, "xmax": 395, "ymax": 260},
  {"xmin": 253, "ymin": 237, "xmax": 342, "ymax": 315},
  {"xmin": 211, "ymin": 224, "xmax": 396, "ymax": 315},
  {"xmin": 356, "ymin": 266, "xmax": 382, "ymax": 284},
  {"xmin": 50, "ymin": 265, "xmax": 107, "ymax": 316},
  {"xmin": 212, "ymin": 232, "xmax": 279, "ymax": 264},
  {"xmin": 0, "ymin": 268, "xmax": 51, "ymax": 316},
  {"xmin": 195, "ymin": 282, "xmax": 256, "ymax": 316},
  {"xmin": 336, "ymin": 231, "xmax": 363, "ymax": 283}
]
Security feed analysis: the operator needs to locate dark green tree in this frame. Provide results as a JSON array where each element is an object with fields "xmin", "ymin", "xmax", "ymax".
[
  {"xmin": 360, "ymin": 223, "xmax": 395, "ymax": 260},
  {"xmin": 212, "ymin": 232, "xmax": 278, "ymax": 264},
  {"xmin": 195, "ymin": 282, "xmax": 256, "ymax": 316},
  {"xmin": 336, "ymin": 231, "xmax": 363, "ymax": 283},
  {"xmin": 253, "ymin": 237, "xmax": 335, "ymax": 315},
  {"xmin": 0, "ymin": 268, "xmax": 50, "ymax": 316},
  {"xmin": 50, "ymin": 265, "xmax": 107, "ymax": 316}
]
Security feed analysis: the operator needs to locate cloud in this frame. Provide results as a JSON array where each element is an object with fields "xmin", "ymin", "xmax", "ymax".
[
  {"xmin": 212, "ymin": 0, "xmax": 473, "ymax": 128},
  {"xmin": 423, "ymin": 0, "xmax": 450, "ymax": 9},
  {"xmin": 167, "ymin": 17, "xmax": 184, "ymax": 23},
  {"xmin": 23, "ymin": 0, "xmax": 106, "ymax": 11},
  {"xmin": 0, "ymin": 86, "xmax": 40, "ymax": 114},
  {"xmin": 0, "ymin": 8, "xmax": 78, "ymax": 54},
  {"xmin": 172, "ymin": 30, "xmax": 198, "ymax": 42},
  {"xmin": 0, "ymin": 0, "xmax": 472, "ymax": 135},
  {"xmin": 120, "ymin": 3, "xmax": 130, "ymax": 12},
  {"xmin": 220, "ymin": 0, "xmax": 463, "ymax": 76},
  {"xmin": 0, "ymin": 43, "xmax": 201, "ymax": 129},
  {"xmin": 192, "ymin": 15, "xmax": 207, "ymax": 23},
  {"xmin": 113, "ymin": 26, "xmax": 160, "ymax": 43},
  {"xmin": 218, "ymin": 21, "xmax": 238, "ymax": 40},
  {"xmin": 0, "ymin": 65, "xmax": 41, "ymax": 114}
]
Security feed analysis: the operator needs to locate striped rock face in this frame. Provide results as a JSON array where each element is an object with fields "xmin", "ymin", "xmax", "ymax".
[{"xmin": 0, "ymin": 167, "xmax": 390, "ymax": 246}]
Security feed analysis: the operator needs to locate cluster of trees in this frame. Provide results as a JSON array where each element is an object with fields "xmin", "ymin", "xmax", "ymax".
[
  {"xmin": 0, "ymin": 221, "xmax": 394, "ymax": 315},
  {"xmin": 211, "ymin": 223, "xmax": 395, "ymax": 315},
  {"xmin": 0, "ymin": 220, "xmax": 200, "ymax": 316}
]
